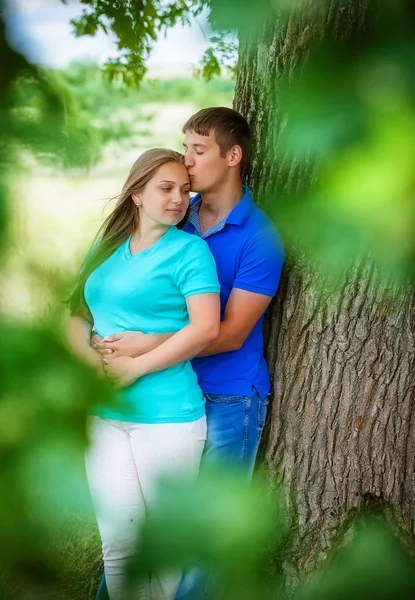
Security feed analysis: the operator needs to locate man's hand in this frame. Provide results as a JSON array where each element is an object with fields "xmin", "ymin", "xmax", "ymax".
[
  {"xmin": 103, "ymin": 356, "xmax": 142, "ymax": 388},
  {"xmin": 92, "ymin": 331, "xmax": 157, "ymax": 359}
]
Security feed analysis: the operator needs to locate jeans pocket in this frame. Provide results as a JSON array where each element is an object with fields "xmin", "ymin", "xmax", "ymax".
[{"xmin": 205, "ymin": 393, "xmax": 249, "ymax": 405}]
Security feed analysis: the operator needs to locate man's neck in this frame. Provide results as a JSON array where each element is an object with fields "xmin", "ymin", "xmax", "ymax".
[{"xmin": 199, "ymin": 181, "xmax": 245, "ymax": 220}]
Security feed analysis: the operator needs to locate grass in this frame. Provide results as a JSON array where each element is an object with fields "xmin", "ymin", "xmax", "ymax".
[{"xmin": 56, "ymin": 515, "xmax": 102, "ymax": 600}]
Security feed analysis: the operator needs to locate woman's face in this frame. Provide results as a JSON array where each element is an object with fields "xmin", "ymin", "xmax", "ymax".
[{"xmin": 133, "ymin": 161, "xmax": 190, "ymax": 228}]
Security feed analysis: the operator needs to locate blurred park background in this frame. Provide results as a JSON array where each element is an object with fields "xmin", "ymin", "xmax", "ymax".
[
  {"xmin": 2, "ymin": 0, "xmax": 234, "ymax": 321},
  {"xmin": 4, "ymin": 61, "xmax": 234, "ymax": 320},
  {"xmin": 0, "ymin": 2, "xmax": 234, "ymax": 598}
]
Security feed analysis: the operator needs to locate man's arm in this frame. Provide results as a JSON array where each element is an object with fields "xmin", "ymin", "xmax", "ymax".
[
  {"xmin": 198, "ymin": 226, "xmax": 284, "ymax": 356},
  {"xmin": 197, "ymin": 288, "xmax": 273, "ymax": 356},
  {"xmin": 92, "ymin": 288, "xmax": 270, "ymax": 360},
  {"xmin": 103, "ymin": 293, "xmax": 220, "ymax": 387},
  {"xmin": 94, "ymin": 227, "xmax": 284, "ymax": 360}
]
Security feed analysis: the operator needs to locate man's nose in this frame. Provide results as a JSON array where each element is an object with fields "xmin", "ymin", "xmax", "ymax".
[{"xmin": 184, "ymin": 151, "xmax": 194, "ymax": 168}]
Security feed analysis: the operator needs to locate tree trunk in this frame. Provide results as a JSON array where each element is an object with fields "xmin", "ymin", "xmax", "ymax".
[{"xmin": 233, "ymin": 0, "xmax": 415, "ymax": 584}]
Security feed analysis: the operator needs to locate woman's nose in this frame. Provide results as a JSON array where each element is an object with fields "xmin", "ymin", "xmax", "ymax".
[{"xmin": 172, "ymin": 190, "xmax": 182, "ymax": 204}]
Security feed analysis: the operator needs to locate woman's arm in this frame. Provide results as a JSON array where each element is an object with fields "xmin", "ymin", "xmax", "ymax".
[
  {"xmin": 67, "ymin": 315, "xmax": 104, "ymax": 374},
  {"xmin": 103, "ymin": 293, "xmax": 220, "ymax": 387}
]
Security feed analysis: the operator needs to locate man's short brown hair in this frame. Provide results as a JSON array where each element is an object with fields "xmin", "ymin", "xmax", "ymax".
[{"xmin": 183, "ymin": 107, "xmax": 252, "ymax": 175}]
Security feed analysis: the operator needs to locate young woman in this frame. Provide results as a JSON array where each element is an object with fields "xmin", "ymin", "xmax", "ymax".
[{"xmin": 67, "ymin": 149, "xmax": 220, "ymax": 600}]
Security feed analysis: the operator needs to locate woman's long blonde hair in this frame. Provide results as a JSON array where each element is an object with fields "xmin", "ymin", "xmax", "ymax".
[{"xmin": 68, "ymin": 148, "xmax": 185, "ymax": 318}]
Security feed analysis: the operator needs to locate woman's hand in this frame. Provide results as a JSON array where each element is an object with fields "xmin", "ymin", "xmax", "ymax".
[
  {"xmin": 90, "ymin": 350, "xmax": 106, "ymax": 378},
  {"xmin": 93, "ymin": 331, "xmax": 167, "ymax": 358},
  {"xmin": 103, "ymin": 356, "xmax": 142, "ymax": 388}
]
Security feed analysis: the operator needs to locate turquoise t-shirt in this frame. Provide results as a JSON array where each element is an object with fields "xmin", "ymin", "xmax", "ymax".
[{"xmin": 84, "ymin": 226, "xmax": 220, "ymax": 423}]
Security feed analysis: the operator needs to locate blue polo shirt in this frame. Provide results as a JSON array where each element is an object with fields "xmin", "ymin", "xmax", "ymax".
[{"xmin": 183, "ymin": 186, "xmax": 284, "ymax": 399}]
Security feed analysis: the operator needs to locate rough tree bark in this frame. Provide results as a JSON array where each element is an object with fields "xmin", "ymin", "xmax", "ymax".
[{"xmin": 234, "ymin": 0, "xmax": 415, "ymax": 585}]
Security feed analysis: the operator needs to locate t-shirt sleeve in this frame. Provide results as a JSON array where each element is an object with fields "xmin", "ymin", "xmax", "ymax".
[
  {"xmin": 175, "ymin": 238, "xmax": 220, "ymax": 298},
  {"xmin": 233, "ymin": 227, "xmax": 285, "ymax": 296}
]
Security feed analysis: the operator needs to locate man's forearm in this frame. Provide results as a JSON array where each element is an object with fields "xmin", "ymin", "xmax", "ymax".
[
  {"xmin": 135, "ymin": 329, "xmax": 237, "ymax": 357},
  {"xmin": 197, "ymin": 322, "xmax": 242, "ymax": 356},
  {"xmin": 140, "ymin": 326, "xmax": 238, "ymax": 359},
  {"xmin": 134, "ymin": 322, "xmax": 218, "ymax": 376},
  {"xmin": 136, "ymin": 332, "xmax": 172, "ymax": 356}
]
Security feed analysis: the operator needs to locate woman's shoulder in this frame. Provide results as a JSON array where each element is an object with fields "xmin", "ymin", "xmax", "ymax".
[{"xmin": 170, "ymin": 227, "xmax": 209, "ymax": 251}]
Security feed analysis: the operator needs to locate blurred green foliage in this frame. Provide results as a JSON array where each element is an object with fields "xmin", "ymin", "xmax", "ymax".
[
  {"xmin": 8, "ymin": 64, "xmax": 143, "ymax": 169},
  {"xmin": 128, "ymin": 468, "xmax": 284, "ymax": 600},
  {"xmin": 208, "ymin": 0, "xmax": 274, "ymax": 41},
  {"xmin": 115, "ymin": 471, "xmax": 415, "ymax": 600},
  {"xmin": 8, "ymin": 60, "xmax": 234, "ymax": 170},
  {"xmin": 296, "ymin": 516, "xmax": 415, "ymax": 600},
  {"xmin": 271, "ymin": 0, "xmax": 415, "ymax": 287},
  {"xmin": 1, "ymin": 5, "xmax": 112, "ymax": 597},
  {"xmin": 9, "ymin": 70, "xmax": 102, "ymax": 169},
  {"xmin": 1, "ymin": 0, "xmax": 415, "ymax": 598},
  {"xmin": 0, "ymin": 321, "xmax": 114, "ymax": 599}
]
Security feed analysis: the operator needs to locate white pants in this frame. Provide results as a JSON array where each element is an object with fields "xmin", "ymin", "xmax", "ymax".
[{"xmin": 85, "ymin": 416, "xmax": 207, "ymax": 600}]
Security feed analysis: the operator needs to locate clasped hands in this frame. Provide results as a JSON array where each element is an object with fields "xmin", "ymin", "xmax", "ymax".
[{"xmin": 91, "ymin": 330, "xmax": 151, "ymax": 388}]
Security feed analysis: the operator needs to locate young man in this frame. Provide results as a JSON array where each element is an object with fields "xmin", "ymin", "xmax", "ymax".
[{"xmin": 93, "ymin": 107, "xmax": 284, "ymax": 599}]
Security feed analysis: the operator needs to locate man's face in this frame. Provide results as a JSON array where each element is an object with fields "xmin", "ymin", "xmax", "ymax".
[{"xmin": 183, "ymin": 130, "xmax": 229, "ymax": 193}]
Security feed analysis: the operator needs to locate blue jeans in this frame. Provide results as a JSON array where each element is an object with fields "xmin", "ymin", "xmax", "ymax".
[
  {"xmin": 201, "ymin": 386, "xmax": 269, "ymax": 479},
  {"xmin": 95, "ymin": 576, "xmax": 109, "ymax": 600},
  {"xmin": 95, "ymin": 387, "xmax": 269, "ymax": 600},
  {"xmin": 174, "ymin": 386, "xmax": 269, "ymax": 600}
]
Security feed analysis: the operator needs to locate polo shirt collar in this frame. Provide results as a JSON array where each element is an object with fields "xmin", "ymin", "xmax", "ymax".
[{"xmin": 188, "ymin": 196, "xmax": 202, "ymax": 235}]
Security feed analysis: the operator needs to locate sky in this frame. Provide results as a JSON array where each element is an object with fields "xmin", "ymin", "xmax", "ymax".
[{"xmin": 4, "ymin": 0, "xmax": 211, "ymax": 70}]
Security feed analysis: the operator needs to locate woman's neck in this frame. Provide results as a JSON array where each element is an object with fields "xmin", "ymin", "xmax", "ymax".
[{"xmin": 130, "ymin": 221, "xmax": 169, "ymax": 252}]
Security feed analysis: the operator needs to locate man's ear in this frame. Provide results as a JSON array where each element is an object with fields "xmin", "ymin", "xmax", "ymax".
[{"xmin": 227, "ymin": 145, "xmax": 243, "ymax": 168}]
